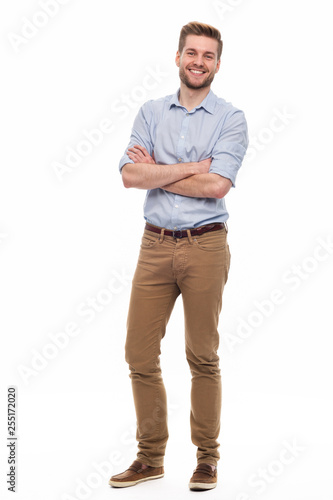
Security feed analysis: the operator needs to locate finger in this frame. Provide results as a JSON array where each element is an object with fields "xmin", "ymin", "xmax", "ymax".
[
  {"xmin": 128, "ymin": 147, "xmax": 148, "ymax": 160},
  {"xmin": 133, "ymin": 144, "xmax": 148, "ymax": 155},
  {"xmin": 134, "ymin": 146, "xmax": 152, "ymax": 160},
  {"xmin": 128, "ymin": 147, "xmax": 143, "ymax": 154},
  {"xmin": 127, "ymin": 154, "xmax": 141, "ymax": 164},
  {"xmin": 128, "ymin": 149, "xmax": 145, "ymax": 161}
]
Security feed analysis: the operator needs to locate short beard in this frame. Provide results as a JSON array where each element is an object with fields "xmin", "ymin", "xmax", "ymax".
[{"xmin": 179, "ymin": 66, "xmax": 215, "ymax": 90}]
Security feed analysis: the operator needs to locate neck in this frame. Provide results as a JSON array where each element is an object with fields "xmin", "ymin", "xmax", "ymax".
[{"xmin": 178, "ymin": 83, "xmax": 211, "ymax": 112}]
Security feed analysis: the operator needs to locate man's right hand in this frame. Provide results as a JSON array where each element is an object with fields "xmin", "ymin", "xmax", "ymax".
[{"xmin": 193, "ymin": 158, "xmax": 212, "ymax": 175}]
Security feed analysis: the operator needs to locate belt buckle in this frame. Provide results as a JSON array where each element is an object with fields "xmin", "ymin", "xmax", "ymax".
[{"xmin": 172, "ymin": 229, "xmax": 183, "ymax": 239}]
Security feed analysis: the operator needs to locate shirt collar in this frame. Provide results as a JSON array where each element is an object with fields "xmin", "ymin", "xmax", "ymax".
[{"xmin": 169, "ymin": 88, "xmax": 216, "ymax": 114}]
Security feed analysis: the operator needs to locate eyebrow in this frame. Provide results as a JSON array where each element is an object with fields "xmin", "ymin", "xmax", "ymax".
[{"xmin": 185, "ymin": 48, "xmax": 216, "ymax": 56}]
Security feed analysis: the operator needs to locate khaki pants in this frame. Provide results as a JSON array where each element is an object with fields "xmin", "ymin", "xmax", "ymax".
[{"xmin": 125, "ymin": 225, "xmax": 231, "ymax": 467}]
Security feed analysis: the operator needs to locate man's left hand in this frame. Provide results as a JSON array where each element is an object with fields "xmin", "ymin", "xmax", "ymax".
[{"xmin": 127, "ymin": 145, "xmax": 155, "ymax": 164}]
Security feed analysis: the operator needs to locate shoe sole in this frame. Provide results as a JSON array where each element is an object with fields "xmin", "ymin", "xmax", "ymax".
[
  {"xmin": 189, "ymin": 481, "xmax": 217, "ymax": 490},
  {"xmin": 109, "ymin": 473, "xmax": 164, "ymax": 488}
]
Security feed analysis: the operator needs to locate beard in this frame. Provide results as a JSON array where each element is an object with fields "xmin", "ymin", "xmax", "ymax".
[{"xmin": 179, "ymin": 66, "xmax": 216, "ymax": 90}]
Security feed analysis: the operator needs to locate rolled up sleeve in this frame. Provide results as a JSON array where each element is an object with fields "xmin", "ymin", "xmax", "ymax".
[
  {"xmin": 118, "ymin": 101, "xmax": 154, "ymax": 172},
  {"xmin": 209, "ymin": 109, "xmax": 249, "ymax": 187}
]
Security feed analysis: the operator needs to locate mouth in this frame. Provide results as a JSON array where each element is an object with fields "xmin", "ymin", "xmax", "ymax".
[{"xmin": 188, "ymin": 68, "xmax": 206, "ymax": 76}]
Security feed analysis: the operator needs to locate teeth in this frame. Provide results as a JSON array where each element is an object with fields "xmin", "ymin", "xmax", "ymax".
[{"xmin": 190, "ymin": 70, "xmax": 204, "ymax": 74}]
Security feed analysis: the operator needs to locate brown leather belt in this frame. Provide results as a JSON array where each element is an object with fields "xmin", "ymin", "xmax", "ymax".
[{"xmin": 145, "ymin": 222, "xmax": 225, "ymax": 239}]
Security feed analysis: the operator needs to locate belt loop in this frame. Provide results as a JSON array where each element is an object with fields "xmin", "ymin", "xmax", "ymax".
[
  {"xmin": 225, "ymin": 222, "xmax": 228, "ymax": 234},
  {"xmin": 159, "ymin": 228, "xmax": 165, "ymax": 243},
  {"xmin": 186, "ymin": 229, "xmax": 193, "ymax": 244}
]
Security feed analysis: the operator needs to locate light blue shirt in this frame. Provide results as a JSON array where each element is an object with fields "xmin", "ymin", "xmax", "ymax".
[{"xmin": 119, "ymin": 89, "xmax": 248, "ymax": 229}]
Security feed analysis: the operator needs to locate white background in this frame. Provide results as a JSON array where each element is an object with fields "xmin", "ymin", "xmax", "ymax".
[{"xmin": 1, "ymin": 0, "xmax": 332, "ymax": 499}]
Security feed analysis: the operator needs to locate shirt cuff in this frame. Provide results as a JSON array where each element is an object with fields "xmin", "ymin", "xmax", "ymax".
[
  {"xmin": 119, "ymin": 154, "xmax": 134, "ymax": 173},
  {"xmin": 209, "ymin": 164, "xmax": 240, "ymax": 188}
]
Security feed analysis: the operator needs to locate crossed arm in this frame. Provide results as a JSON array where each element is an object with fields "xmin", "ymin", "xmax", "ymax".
[{"xmin": 121, "ymin": 145, "xmax": 232, "ymax": 199}]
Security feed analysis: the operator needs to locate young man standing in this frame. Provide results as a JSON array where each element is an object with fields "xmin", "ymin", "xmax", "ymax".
[{"xmin": 109, "ymin": 21, "xmax": 248, "ymax": 491}]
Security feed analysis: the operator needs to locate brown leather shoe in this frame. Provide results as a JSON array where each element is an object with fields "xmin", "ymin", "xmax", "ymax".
[
  {"xmin": 189, "ymin": 463, "xmax": 218, "ymax": 490},
  {"xmin": 109, "ymin": 460, "xmax": 164, "ymax": 488}
]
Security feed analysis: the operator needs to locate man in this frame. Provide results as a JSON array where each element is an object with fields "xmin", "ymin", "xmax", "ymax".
[{"xmin": 109, "ymin": 21, "xmax": 248, "ymax": 491}]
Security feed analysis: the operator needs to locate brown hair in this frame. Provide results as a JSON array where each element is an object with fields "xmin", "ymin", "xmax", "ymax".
[{"xmin": 178, "ymin": 21, "xmax": 223, "ymax": 60}]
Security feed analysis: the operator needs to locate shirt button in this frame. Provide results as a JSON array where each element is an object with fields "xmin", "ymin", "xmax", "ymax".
[
  {"xmin": 181, "ymin": 135, "xmax": 184, "ymax": 139},
  {"xmin": 175, "ymin": 205, "xmax": 179, "ymax": 208},
  {"xmin": 174, "ymin": 226, "xmax": 177, "ymax": 230},
  {"xmin": 178, "ymin": 158, "xmax": 182, "ymax": 162}
]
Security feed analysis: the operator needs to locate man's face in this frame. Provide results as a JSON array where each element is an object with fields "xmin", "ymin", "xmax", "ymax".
[{"xmin": 176, "ymin": 35, "xmax": 221, "ymax": 90}]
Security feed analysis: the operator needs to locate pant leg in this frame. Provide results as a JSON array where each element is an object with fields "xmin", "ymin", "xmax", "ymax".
[
  {"xmin": 125, "ymin": 230, "xmax": 180, "ymax": 467},
  {"xmin": 178, "ymin": 228, "xmax": 231, "ymax": 466}
]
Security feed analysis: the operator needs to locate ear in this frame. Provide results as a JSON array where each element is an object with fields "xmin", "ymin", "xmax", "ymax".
[
  {"xmin": 215, "ymin": 59, "xmax": 221, "ymax": 74},
  {"xmin": 175, "ymin": 50, "xmax": 180, "ymax": 68}
]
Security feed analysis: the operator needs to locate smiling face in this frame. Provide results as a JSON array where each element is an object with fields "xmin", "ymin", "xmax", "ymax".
[{"xmin": 176, "ymin": 34, "xmax": 221, "ymax": 90}]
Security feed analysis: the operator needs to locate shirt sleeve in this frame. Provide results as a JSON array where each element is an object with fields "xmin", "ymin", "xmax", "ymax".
[
  {"xmin": 209, "ymin": 109, "xmax": 249, "ymax": 187},
  {"xmin": 118, "ymin": 101, "xmax": 154, "ymax": 172}
]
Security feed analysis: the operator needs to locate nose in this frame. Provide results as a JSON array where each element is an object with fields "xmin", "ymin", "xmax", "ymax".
[{"xmin": 193, "ymin": 54, "xmax": 204, "ymax": 67}]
